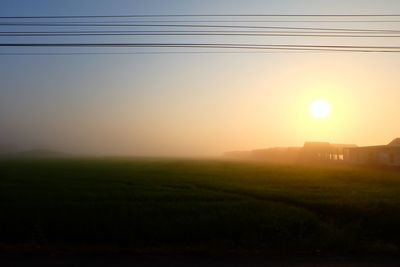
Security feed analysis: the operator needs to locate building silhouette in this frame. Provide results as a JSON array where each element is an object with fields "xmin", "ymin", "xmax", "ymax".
[
  {"xmin": 343, "ymin": 138, "xmax": 400, "ymax": 166},
  {"xmin": 225, "ymin": 138, "xmax": 400, "ymax": 167}
]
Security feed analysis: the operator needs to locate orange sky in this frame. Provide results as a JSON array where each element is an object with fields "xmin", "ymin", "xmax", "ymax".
[{"xmin": 1, "ymin": 1, "xmax": 400, "ymax": 156}]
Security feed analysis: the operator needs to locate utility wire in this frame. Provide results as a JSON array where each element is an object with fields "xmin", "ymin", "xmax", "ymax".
[
  {"xmin": 2, "ymin": 43, "xmax": 400, "ymax": 50},
  {"xmin": 0, "ymin": 51, "xmax": 334, "ymax": 55},
  {"xmin": 1, "ymin": 31, "xmax": 400, "ymax": 38},
  {"xmin": 2, "ymin": 30, "xmax": 393, "ymax": 34},
  {"xmin": 3, "ymin": 14, "xmax": 400, "ymax": 19},
  {"xmin": 1, "ymin": 23, "xmax": 399, "ymax": 33},
  {"xmin": 3, "ymin": 19, "xmax": 400, "ymax": 23},
  {"xmin": 2, "ymin": 15, "xmax": 400, "ymax": 54}
]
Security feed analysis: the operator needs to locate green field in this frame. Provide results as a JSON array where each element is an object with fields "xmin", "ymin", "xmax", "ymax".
[{"xmin": 1, "ymin": 158, "xmax": 400, "ymax": 256}]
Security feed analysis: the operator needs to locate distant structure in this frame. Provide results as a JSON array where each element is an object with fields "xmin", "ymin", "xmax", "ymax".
[
  {"xmin": 224, "ymin": 142, "xmax": 356, "ymax": 164},
  {"xmin": 301, "ymin": 142, "xmax": 357, "ymax": 162},
  {"xmin": 225, "ymin": 138, "xmax": 400, "ymax": 167},
  {"xmin": 343, "ymin": 138, "xmax": 400, "ymax": 166}
]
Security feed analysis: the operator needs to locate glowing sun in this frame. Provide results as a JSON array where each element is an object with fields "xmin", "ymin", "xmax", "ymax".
[{"xmin": 310, "ymin": 100, "xmax": 332, "ymax": 119}]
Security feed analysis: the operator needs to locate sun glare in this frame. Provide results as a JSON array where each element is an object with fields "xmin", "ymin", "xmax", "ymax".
[{"xmin": 310, "ymin": 100, "xmax": 332, "ymax": 119}]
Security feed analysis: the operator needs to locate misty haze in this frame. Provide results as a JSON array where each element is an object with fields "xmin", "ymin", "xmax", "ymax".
[{"xmin": 1, "ymin": 1, "xmax": 400, "ymax": 267}]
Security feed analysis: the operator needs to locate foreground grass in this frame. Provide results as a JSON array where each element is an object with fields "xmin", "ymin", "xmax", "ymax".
[{"xmin": 1, "ymin": 158, "xmax": 400, "ymax": 256}]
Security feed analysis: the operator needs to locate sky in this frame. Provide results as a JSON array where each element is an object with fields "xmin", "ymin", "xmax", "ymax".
[{"xmin": 1, "ymin": 0, "xmax": 400, "ymax": 156}]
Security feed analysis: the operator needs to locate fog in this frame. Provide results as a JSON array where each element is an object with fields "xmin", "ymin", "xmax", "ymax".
[{"xmin": 2, "ymin": 0, "xmax": 400, "ymax": 157}]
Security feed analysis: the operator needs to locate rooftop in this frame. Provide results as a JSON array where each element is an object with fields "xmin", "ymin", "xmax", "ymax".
[{"xmin": 388, "ymin": 138, "xmax": 400, "ymax": 147}]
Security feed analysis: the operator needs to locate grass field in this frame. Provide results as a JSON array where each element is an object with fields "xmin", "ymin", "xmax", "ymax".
[{"xmin": 1, "ymin": 158, "xmax": 400, "ymax": 257}]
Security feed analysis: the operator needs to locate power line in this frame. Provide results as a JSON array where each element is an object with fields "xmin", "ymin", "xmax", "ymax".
[
  {"xmin": 2, "ymin": 14, "xmax": 400, "ymax": 19},
  {"xmin": 3, "ymin": 19, "xmax": 400, "ymax": 23},
  {"xmin": 19, "ymin": 20, "xmax": 400, "ymax": 23},
  {"xmin": 0, "ymin": 51, "xmax": 333, "ymax": 55},
  {"xmin": 1, "ymin": 15, "xmax": 400, "ymax": 54},
  {"xmin": 0, "ymin": 23, "xmax": 398, "ymax": 33},
  {"xmin": 1, "ymin": 31, "xmax": 400, "ymax": 38},
  {"xmin": 2, "ymin": 42, "xmax": 400, "ymax": 50}
]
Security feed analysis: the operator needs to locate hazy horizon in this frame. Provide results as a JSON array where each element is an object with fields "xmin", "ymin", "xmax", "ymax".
[{"xmin": 1, "ymin": 0, "xmax": 400, "ymax": 157}]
